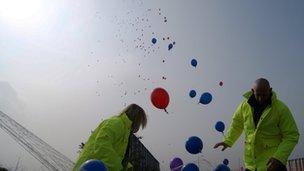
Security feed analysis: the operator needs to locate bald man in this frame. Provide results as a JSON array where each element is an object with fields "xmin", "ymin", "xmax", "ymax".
[{"xmin": 214, "ymin": 78, "xmax": 299, "ymax": 171}]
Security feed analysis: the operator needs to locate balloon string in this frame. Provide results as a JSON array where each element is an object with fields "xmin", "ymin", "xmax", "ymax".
[
  {"xmin": 221, "ymin": 132, "xmax": 225, "ymax": 138},
  {"xmin": 164, "ymin": 109, "xmax": 169, "ymax": 114},
  {"xmin": 200, "ymin": 157, "xmax": 214, "ymax": 168},
  {"xmin": 172, "ymin": 165, "xmax": 183, "ymax": 171},
  {"xmin": 197, "ymin": 155, "xmax": 199, "ymax": 168}
]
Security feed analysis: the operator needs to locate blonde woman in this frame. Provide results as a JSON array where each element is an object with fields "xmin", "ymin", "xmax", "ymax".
[{"xmin": 73, "ymin": 104, "xmax": 147, "ymax": 171}]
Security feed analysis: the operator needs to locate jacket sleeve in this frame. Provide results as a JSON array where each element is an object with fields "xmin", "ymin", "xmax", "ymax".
[
  {"xmin": 224, "ymin": 102, "xmax": 244, "ymax": 147},
  {"xmin": 123, "ymin": 162, "xmax": 133, "ymax": 171},
  {"xmin": 273, "ymin": 106, "xmax": 300, "ymax": 165},
  {"xmin": 92, "ymin": 119, "xmax": 124, "ymax": 171}
]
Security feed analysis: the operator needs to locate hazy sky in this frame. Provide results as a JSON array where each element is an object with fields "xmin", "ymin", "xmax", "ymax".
[{"xmin": 0, "ymin": 0, "xmax": 303, "ymax": 170}]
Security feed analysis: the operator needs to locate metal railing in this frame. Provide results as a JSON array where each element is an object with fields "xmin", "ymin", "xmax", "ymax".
[
  {"xmin": 128, "ymin": 134, "xmax": 160, "ymax": 171},
  {"xmin": 0, "ymin": 111, "xmax": 75, "ymax": 171},
  {"xmin": 288, "ymin": 158, "xmax": 304, "ymax": 171}
]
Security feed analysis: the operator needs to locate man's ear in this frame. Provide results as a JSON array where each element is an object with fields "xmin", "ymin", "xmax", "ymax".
[{"xmin": 251, "ymin": 88, "xmax": 254, "ymax": 93}]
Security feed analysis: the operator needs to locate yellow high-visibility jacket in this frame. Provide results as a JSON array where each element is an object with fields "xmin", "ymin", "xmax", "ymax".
[
  {"xmin": 224, "ymin": 91, "xmax": 299, "ymax": 171},
  {"xmin": 73, "ymin": 113, "xmax": 132, "ymax": 171}
]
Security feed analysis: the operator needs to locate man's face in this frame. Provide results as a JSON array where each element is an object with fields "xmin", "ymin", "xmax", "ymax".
[{"xmin": 252, "ymin": 84, "xmax": 272, "ymax": 105}]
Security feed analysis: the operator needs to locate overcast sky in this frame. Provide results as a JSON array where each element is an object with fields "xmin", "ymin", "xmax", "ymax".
[{"xmin": 0, "ymin": 0, "xmax": 303, "ymax": 170}]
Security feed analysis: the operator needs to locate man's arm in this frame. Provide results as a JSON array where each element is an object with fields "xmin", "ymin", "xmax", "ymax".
[
  {"xmin": 272, "ymin": 106, "xmax": 299, "ymax": 165},
  {"xmin": 223, "ymin": 102, "xmax": 244, "ymax": 147}
]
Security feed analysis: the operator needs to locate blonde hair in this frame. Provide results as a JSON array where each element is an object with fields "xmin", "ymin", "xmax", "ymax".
[{"xmin": 121, "ymin": 104, "xmax": 147, "ymax": 130}]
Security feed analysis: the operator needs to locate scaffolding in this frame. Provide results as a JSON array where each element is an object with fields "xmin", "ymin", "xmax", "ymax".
[{"xmin": 0, "ymin": 111, "xmax": 75, "ymax": 171}]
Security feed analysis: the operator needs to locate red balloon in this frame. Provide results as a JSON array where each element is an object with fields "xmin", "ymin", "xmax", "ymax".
[
  {"xmin": 151, "ymin": 87, "xmax": 169, "ymax": 113},
  {"xmin": 219, "ymin": 81, "xmax": 223, "ymax": 86}
]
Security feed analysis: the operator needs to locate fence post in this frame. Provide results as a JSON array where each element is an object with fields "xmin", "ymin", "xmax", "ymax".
[{"xmin": 288, "ymin": 159, "xmax": 293, "ymax": 171}]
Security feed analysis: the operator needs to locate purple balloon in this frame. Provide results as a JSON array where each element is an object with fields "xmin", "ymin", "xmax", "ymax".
[{"xmin": 170, "ymin": 157, "xmax": 183, "ymax": 171}]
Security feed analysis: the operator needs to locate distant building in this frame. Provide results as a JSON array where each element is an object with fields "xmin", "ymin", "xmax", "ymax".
[{"xmin": 128, "ymin": 134, "xmax": 160, "ymax": 171}]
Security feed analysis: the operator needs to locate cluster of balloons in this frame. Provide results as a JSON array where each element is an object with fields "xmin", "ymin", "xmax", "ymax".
[
  {"xmin": 188, "ymin": 90, "xmax": 213, "ymax": 105},
  {"xmin": 170, "ymin": 157, "xmax": 230, "ymax": 171},
  {"xmin": 151, "ymin": 37, "xmax": 175, "ymax": 51},
  {"xmin": 151, "ymin": 87, "xmax": 170, "ymax": 113},
  {"xmin": 149, "ymin": 46, "xmax": 228, "ymax": 171},
  {"xmin": 169, "ymin": 136, "xmax": 203, "ymax": 170},
  {"xmin": 80, "ymin": 159, "xmax": 107, "ymax": 171},
  {"xmin": 83, "ymin": 145, "xmax": 215, "ymax": 171},
  {"xmin": 170, "ymin": 159, "xmax": 200, "ymax": 171},
  {"xmin": 189, "ymin": 59, "xmax": 213, "ymax": 105}
]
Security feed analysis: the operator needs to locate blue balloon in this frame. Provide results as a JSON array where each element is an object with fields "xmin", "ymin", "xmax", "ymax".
[
  {"xmin": 80, "ymin": 159, "xmax": 107, "ymax": 171},
  {"xmin": 191, "ymin": 59, "xmax": 197, "ymax": 67},
  {"xmin": 168, "ymin": 43, "xmax": 173, "ymax": 50},
  {"xmin": 185, "ymin": 136, "xmax": 203, "ymax": 154},
  {"xmin": 182, "ymin": 163, "xmax": 199, "ymax": 171},
  {"xmin": 215, "ymin": 121, "xmax": 225, "ymax": 133},
  {"xmin": 189, "ymin": 90, "xmax": 196, "ymax": 98},
  {"xmin": 214, "ymin": 164, "xmax": 230, "ymax": 171},
  {"xmin": 152, "ymin": 38, "xmax": 157, "ymax": 44},
  {"xmin": 199, "ymin": 92, "xmax": 212, "ymax": 105},
  {"xmin": 223, "ymin": 159, "xmax": 229, "ymax": 165}
]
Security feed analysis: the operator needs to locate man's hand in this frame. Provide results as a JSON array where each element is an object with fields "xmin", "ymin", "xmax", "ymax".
[
  {"xmin": 267, "ymin": 157, "xmax": 286, "ymax": 171},
  {"xmin": 213, "ymin": 142, "xmax": 229, "ymax": 151}
]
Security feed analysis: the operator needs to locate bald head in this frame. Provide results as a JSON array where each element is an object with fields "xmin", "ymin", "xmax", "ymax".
[
  {"xmin": 254, "ymin": 78, "xmax": 270, "ymax": 89},
  {"xmin": 252, "ymin": 78, "xmax": 272, "ymax": 105}
]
